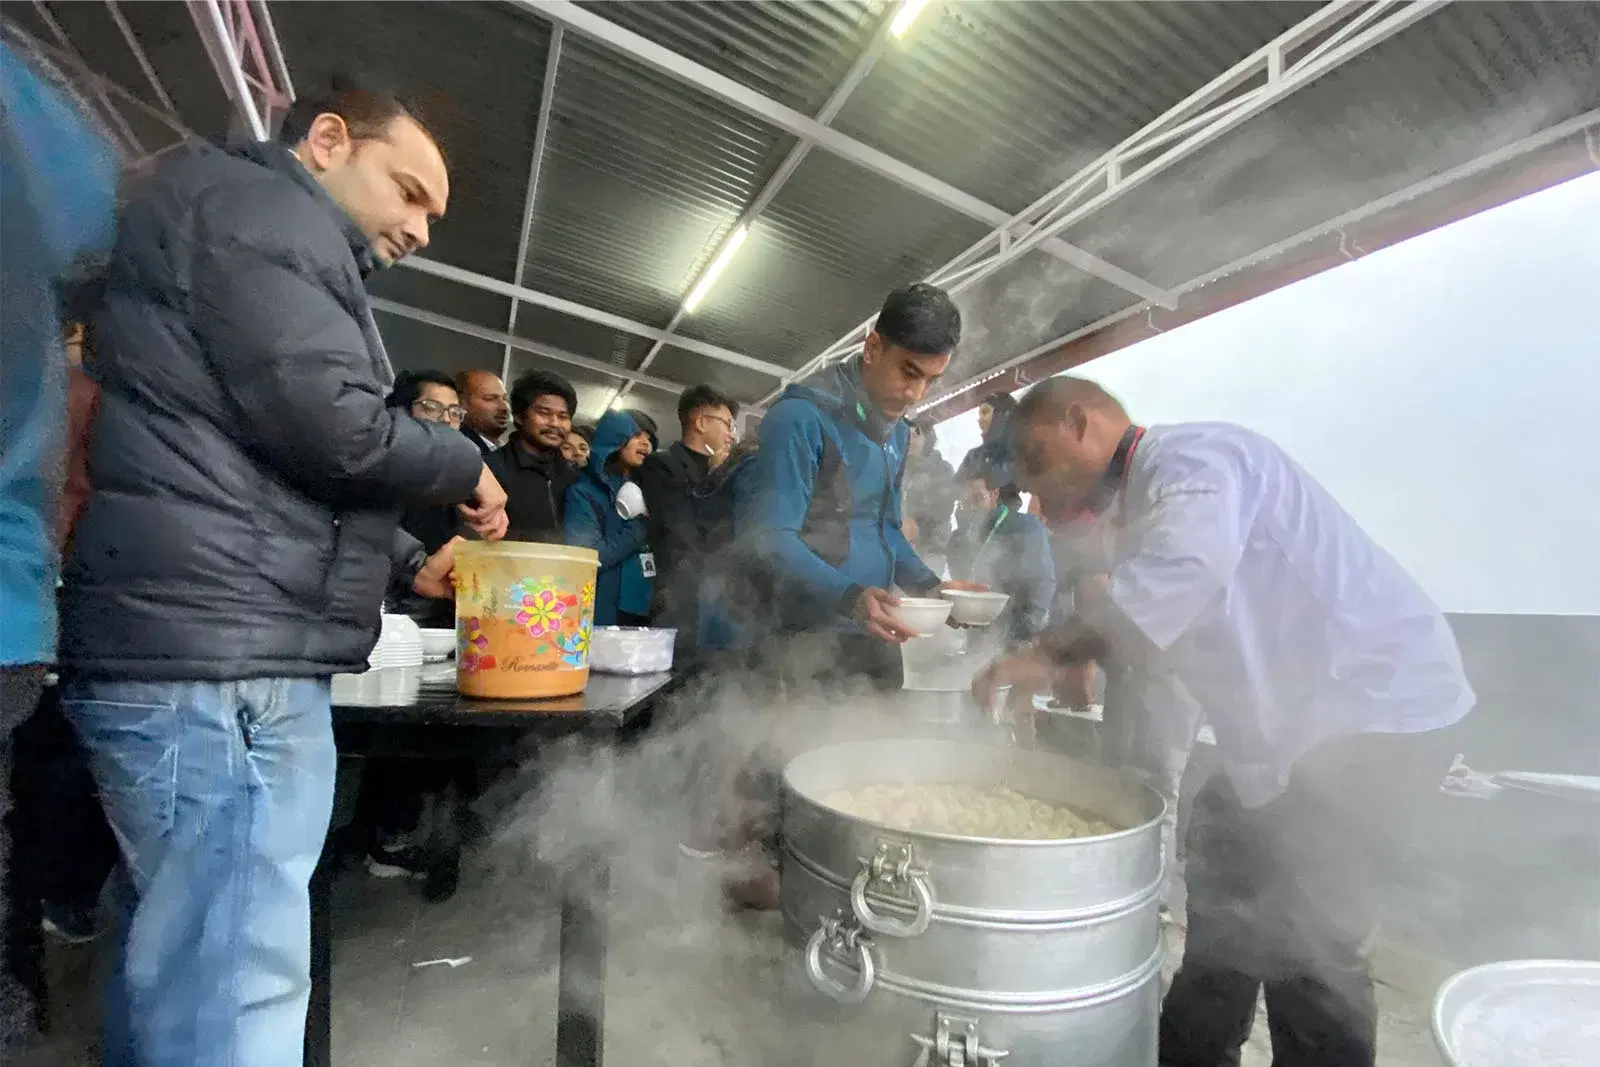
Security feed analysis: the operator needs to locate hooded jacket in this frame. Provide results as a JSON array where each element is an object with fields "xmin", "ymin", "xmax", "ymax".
[
  {"xmin": 744, "ymin": 358, "xmax": 940, "ymax": 633},
  {"xmin": 948, "ymin": 503, "xmax": 1057, "ymax": 644},
  {"xmin": 0, "ymin": 42, "xmax": 117, "ymax": 668},
  {"xmin": 58, "ymin": 136, "xmax": 483, "ymax": 680},
  {"xmin": 563, "ymin": 410, "xmax": 654, "ymax": 625}
]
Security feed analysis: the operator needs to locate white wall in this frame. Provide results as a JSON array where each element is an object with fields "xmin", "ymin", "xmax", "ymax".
[{"xmin": 937, "ymin": 172, "xmax": 1600, "ymax": 615}]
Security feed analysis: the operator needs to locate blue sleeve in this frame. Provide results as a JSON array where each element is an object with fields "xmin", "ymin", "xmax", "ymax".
[
  {"xmin": 1015, "ymin": 519, "xmax": 1058, "ymax": 638},
  {"xmin": 1105, "ymin": 459, "xmax": 1251, "ymax": 653},
  {"xmin": 746, "ymin": 400, "xmax": 859, "ymax": 611},
  {"xmin": 564, "ymin": 481, "xmax": 646, "ymax": 568}
]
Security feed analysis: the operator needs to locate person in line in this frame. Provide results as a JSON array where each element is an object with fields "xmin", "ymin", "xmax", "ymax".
[
  {"xmin": 947, "ymin": 459, "xmax": 1056, "ymax": 646},
  {"xmin": 455, "ymin": 368, "xmax": 511, "ymax": 454},
  {"xmin": 0, "ymin": 37, "xmax": 119, "ymax": 1051},
  {"xmin": 745, "ymin": 282, "xmax": 979, "ymax": 693},
  {"xmin": 958, "ymin": 389, "xmax": 1020, "ymax": 486},
  {"xmin": 900, "ymin": 416, "xmax": 958, "ymax": 570},
  {"xmin": 564, "ymin": 410, "xmax": 656, "ymax": 627},
  {"xmin": 488, "ymin": 369, "xmax": 580, "ymax": 543},
  {"xmin": 58, "ymin": 76, "xmax": 509, "ymax": 1067},
  {"xmin": 976, "ymin": 377, "xmax": 1473, "ymax": 1067},
  {"xmin": 562, "ymin": 424, "xmax": 592, "ymax": 467},
  {"xmin": 635, "ymin": 384, "xmax": 739, "ymax": 654},
  {"xmin": 388, "ymin": 370, "xmax": 469, "ymax": 582}
]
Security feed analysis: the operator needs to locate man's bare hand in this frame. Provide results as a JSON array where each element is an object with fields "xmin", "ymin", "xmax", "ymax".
[
  {"xmin": 458, "ymin": 465, "xmax": 509, "ymax": 541},
  {"xmin": 939, "ymin": 580, "xmax": 989, "ymax": 594},
  {"xmin": 1053, "ymin": 661, "xmax": 1097, "ymax": 711},
  {"xmin": 972, "ymin": 648, "xmax": 1055, "ymax": 710},
  {"xmin": 852, "ymin": 587, "xmax": 916, "ymax": 643},
  {"xmin": 413, "ymin": 536, "xmax": 463, "ymax": 599}
]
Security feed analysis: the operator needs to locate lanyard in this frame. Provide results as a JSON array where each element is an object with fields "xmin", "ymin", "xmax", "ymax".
[
  {"xmin": 1081, "ymin": 424, "xmax": 1146, "ymax": 522},
  {"xmin": 978, "ymin": 504, "xmax": 1010, "ymax": 552}
]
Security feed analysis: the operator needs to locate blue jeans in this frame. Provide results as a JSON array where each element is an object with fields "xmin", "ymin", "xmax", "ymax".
[{"xmin": 62, "ymin": 678, "xmax": 336, "ymax": 1067}]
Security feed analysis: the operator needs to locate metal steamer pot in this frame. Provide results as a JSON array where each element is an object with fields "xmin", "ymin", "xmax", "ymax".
[{"xmin": 780, "ymin": 738, "xmax": 1167, "ymax": 1067}]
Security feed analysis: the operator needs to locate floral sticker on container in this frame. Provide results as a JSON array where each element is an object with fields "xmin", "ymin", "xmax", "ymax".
[
  {"xmin": 458, "ymin": 616, "xmax": 495, "ymax": 672},
  {"xmin": 558, "ymin": 619, "xmax": 592, "ymax": 668}
]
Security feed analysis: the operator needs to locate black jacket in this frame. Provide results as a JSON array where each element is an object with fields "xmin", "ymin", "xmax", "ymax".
[
  {"xmin": 60, "ymin": 139, "xmax": 483, "ymax": 679},
  {"xmin": 485, "ymin": 439, "xmax": 578, "ymax": 543},
  {"xmin": 635, "ymin": 441, "xmax": 710, "ymax": 631}
]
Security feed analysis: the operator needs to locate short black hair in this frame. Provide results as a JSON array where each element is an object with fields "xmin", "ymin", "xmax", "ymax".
[
  {"xmin": 571, "ymin": 424, "xmax": 593, "ymax": 442},
  {"xmin": 386, "ymin": 370, "xmax": 456, "ymax": 410},
  {"xmin": 874, "ymin": 282, "xmax": 962, "ymax": 356},
  {"xmin": 980, "ymin": 391, "xmax": 1018, "ymax": 416},
  {"xmin": 278, "ymin": 73, "xmax": 439, "ymax": 152},
  {"xmin": 509, "ymin": 369, "xmax": 578, "ymax": 421},
  {"xmin": 960, "ymin": 455, "xmax": 1023, "ymax": 508},
  {"xmin": 677, "ymin": 384, "xmax": 739, "ymax": 429}
]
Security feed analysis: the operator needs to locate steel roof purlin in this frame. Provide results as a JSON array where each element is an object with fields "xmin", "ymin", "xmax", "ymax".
[
  {"xmin": 604, "ymin": 3, "xmax": 899, "ymax": 411},
  {"xmin": 500, "ymin": 23, "xmax": 565, "ymax": 384},
  {"xmin": 758, "ymin": 0, "xmax": 1456, "ymax": 407},
  {"xmin": 519, "ymin": 0, "xmax": 1172, "ymax": 308}
]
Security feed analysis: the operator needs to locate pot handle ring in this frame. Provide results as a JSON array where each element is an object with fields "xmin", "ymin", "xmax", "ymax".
[
  {"xmin": 851, "ymin": 865, "xmax": 934, "ymax": 938},
  {"xmin": 804, "ymin": 921, "xmax": 876, "ymax": 1004}
]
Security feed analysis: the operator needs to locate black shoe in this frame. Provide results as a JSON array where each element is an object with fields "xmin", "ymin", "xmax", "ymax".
[
  {"xmin": 422, "ymin": 848, "xmax": 461, "ymax": 902},
  {"xmin": 41, "ymin": 900, "xmax": 104, "ymax": 944},
  {"xmin": 365, "ymin": 834, "xmax": 428, "ymax": 880}
]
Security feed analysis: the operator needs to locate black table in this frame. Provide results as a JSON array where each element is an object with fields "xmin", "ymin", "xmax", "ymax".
[{"xmin": 305, "ymin": 665, "xmax": 674, "ymax": 1067}]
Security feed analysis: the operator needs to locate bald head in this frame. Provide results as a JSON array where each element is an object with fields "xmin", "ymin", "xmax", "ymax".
[
  {"xmin": 455, "ymin": 369, "xmax": 510, "ymax": 438},
  {"xmin": 1011, "ymin": 376, "xmax": 1132, "ymax": 510}
]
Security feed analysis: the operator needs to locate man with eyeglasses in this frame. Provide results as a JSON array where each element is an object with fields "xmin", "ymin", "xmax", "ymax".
[
  {"xmin": 385, "ymin": 371, "xmax": 470, "ymax": 601},
  {"xmin": 488, "ymin": 370, "xmax": 581, "ymax": 543},
  {"xmin": 637, "ymin": 384, "xmax": 739, "ymax": 651}
]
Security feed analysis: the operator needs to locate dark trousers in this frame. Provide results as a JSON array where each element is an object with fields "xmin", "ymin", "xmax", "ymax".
[
  {"xmin": 1158, "ymin": 727, "xmax": 1456, "ymax": 1067},
  {"xmin": 1, "ymin": 665, "xmax": 46, "ymax": 1051}
]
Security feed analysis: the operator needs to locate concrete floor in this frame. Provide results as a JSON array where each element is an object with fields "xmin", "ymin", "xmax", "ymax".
[{"xmin": 17, "ymin": 844, "xmax": 1455, "ymax": 1067}]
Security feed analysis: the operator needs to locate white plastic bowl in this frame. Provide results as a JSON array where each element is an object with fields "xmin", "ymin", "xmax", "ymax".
[
  {"xmin": 941, "ymin": 589, "xmax": 1012, "ymax": 627},
  {"xmin": 891, "ymin": 597, "xmax": 954, "ymax": 636},
  {"xmin": 590, "ymin": 626, "xmax": 677, "ymax": 675},
  {"xmin": 418, "ymin": 628, "xmax": 456, "ymax": 661}
]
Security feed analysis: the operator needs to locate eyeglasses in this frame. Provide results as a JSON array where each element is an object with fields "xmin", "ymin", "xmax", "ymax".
[{"xmin": 413, "ymin": 398, "xmax": 467, "ymax": 425}]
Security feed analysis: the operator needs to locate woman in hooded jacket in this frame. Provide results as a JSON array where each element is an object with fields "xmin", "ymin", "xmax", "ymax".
[{"xmin": 564, "ymin": 409, "xmax": 657, "ymax": 626}]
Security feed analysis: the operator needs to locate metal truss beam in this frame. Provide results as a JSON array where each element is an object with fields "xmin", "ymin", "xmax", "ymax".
[
  {"xmin": 502, "ymin": 25, "xmax": 565, "ymax": 384},
  {"xmin": 188, "ymin": 0, "xmax": 293, "ymax": 140},
  {"xmin": 608, "ymin": 5, "xmax": 897, "ymax": 409},
  {"xmin": 518, "ymin": 0, "xmax": 1172, "ymax": 308},
  {"xmin": 758, "ymin": 0, "xmax": 1452, "ymax": 405},
  {"xmin": 28, "ymin": 0, "xmax": 145, "ymax": 157},
  {"xmin": 401, "ymin": 256, "xmax": 790, "ymax": 379},
  {"xmin": 914, "ymin": 104, "xmax": 1600, "ymax": 420},
  {"xmin": 370, "ymin": 299, "xmax": 685, "ymax": 396}
]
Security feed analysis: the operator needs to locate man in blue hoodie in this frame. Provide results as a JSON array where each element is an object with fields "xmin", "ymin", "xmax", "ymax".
[
  {"xmin": 746, "ymin": 283, "xmax": 975, "ymax": 692},
  {"xmin": 565, "ymin": 409, "xmax": 657, "ymax": 626},
  {"xmin": 0, "ymin": 39, "xmax": 118, "ymax": 1049}
]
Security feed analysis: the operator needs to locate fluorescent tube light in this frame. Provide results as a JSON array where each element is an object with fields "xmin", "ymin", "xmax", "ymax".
[
  {"xmin": 890, "ymin": 0, "xmax": 932, "ymax": 39},
  {"xmin": 683, "ymin": 224, "xmax": 750, "ymax": 314}
]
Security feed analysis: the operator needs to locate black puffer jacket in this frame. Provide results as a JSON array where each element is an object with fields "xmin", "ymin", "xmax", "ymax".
[{"xmin": 60, "ymin": 139, "xmax": 482, "ymax": 680}]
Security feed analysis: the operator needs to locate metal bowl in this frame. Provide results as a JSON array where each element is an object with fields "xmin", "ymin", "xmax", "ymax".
[{"xmin": 1432, "ymin": 958, "xmax": 1600, "ymax": 1067}]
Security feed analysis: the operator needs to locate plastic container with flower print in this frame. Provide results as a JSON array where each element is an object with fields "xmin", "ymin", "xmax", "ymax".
[{"xmin": 452, "ymin": 541, "xmax": 599, "ymax": 699}]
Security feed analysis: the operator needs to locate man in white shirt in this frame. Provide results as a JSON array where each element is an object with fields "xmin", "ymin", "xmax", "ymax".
[{"xmin": 978, "ymin": 376, "xmax": 1473, "ymax": 1067}]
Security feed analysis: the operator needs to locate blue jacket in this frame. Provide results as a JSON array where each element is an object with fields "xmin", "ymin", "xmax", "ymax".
[
  {"xmin": 0, "ymin": 43, "xmax": 118, "ymax": 667},
  {"xmin": 744, "ymin": 359, "xmax": 940, "ymax": 632},
  {"xmin": 948, "ymin": 504, "xmax": 1057, "ymax": 645},
  {"xmin": 563, "ymin": 410, "xmax": 654, "ymax": 625}
]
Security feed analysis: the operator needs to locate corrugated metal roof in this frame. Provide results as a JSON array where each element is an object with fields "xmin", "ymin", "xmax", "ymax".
[
  {"xmin": 832, "ymin": 1, "xmax": 1310, "ymax": 212},
  {"xmin": 519, "ymin": 32, "xmax": 793, "ymax": 329},
  {"xmin": 645, "ymin": 346, "xmax": 782, "ymax": 404},
  {"xmin": 28, "ymin": 0, "xmax": 1600, "ymax": 414}
]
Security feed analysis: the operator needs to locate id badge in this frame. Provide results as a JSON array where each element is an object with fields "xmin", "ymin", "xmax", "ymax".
[{"xmin": 639, "ymin": 551, "xmax": 657, "ymax": 578}]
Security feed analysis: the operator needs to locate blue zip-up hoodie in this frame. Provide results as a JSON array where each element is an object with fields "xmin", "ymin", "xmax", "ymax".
[
  {"xmin": 744, "ymin": 358, "xmax": 940, "ymax": 633},
  {"xmin": 0, "ymin": 42, "xmax": 118, "ymax": 667},
  {"xmin": 563, "ymin": 410, "xmax": 654, "ymax": 625}
]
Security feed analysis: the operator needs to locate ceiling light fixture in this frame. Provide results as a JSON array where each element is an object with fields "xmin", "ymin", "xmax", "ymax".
[
  {"xmin": 683, "ymin": 223, "xmax": 750, "ymax": 314},
  {"xmin": 890, "ymin": 0, "xmax": 932, "ymax": 39}
]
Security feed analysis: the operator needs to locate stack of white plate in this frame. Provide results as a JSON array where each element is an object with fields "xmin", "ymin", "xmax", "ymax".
[{"xmin": 368, "ymin": 614, "xmax": 425, "ymax": 669}]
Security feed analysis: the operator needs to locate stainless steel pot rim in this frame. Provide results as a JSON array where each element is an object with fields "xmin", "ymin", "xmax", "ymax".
[
  {"xmin": 786, "ymin": 790, "xmax": 1165, "ymax": 848},
  {"xmin": 1430, "ymin": 958, "xmax": 1600, "ymax": 1065},
  {"xmin": 809, "ymin": 944, "xmax": 1166, "ymax": 1013},
  {"xmin": 785, "ymin": 844, "xmax": 1165, "ymax": 928}
]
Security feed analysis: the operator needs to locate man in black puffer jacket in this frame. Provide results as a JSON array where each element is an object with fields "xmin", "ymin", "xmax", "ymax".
[{"xmin": 57, "ymin": 77, "xmax": 506, "ymax": 1067}]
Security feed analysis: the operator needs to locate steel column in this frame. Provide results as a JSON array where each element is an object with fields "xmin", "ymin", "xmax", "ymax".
[
  {"xmin": 518, "ymin": 0, "xmax": 1172, "ymax": 307},
  {"xmin": 760, "ymin": 0, "xmax": 1453, "ymax": 405},
  {"xmin": 28, "ymin": 0, "xmax": 145, "ymax": 156},
  {"xmin": 502, "ymin": 25, "xmax": 565, "ymax": 384}
]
